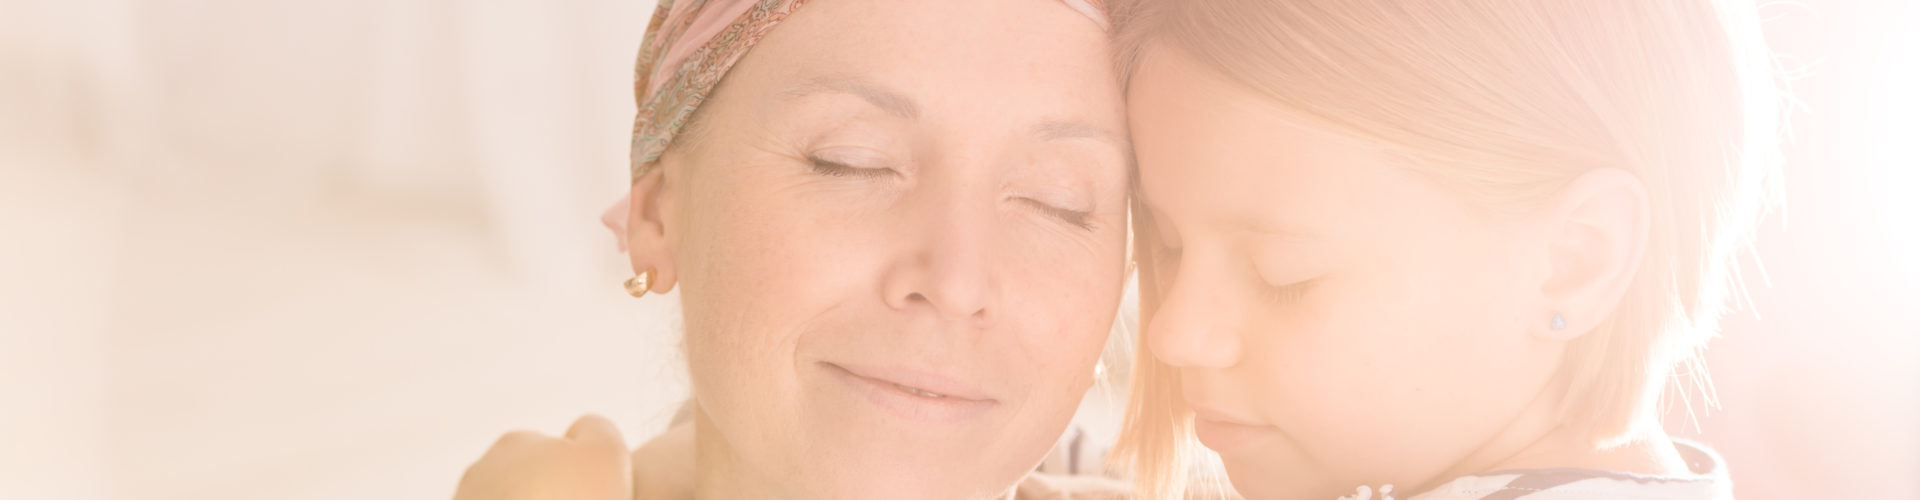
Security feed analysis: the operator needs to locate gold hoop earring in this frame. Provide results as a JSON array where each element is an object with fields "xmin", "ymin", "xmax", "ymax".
[{"xmin": 624, "ymin": 269, "xmax": 655, "ymax": 298}]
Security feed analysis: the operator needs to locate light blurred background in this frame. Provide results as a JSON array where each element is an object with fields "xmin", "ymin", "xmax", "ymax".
[{"xmin": 0, "ymin": 1, "xmax": 1914, "ymax": 499}]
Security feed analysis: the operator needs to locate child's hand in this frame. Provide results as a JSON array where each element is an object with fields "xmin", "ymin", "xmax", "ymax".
[{"xmin": 453, "ymin": 414, "xmax": 633, "ymax": 500}]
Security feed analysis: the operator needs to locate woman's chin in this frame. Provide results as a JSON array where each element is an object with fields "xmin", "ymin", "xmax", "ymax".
[
  {"xmin": 776, "ymin": 397, "xmax": 1059, "ymax": 499},
  {"xmin": 780, "ymin": 451, "xmax": 1027, "ymax": 500}
]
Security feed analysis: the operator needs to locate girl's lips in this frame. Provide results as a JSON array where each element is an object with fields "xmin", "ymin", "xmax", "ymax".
[{"xmin": 1190, "ymin": 408, "xmax": 1279, "ymax": 453}]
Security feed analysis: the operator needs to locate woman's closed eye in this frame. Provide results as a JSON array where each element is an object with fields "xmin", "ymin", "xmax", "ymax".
[
  {"xmin": 805, "ymin": 145, "xmax": 899, "ymax": 179},
  {"xmin": 807, "ymin": 154, "xmax": 897, "ymax": 179},
  {"xmin": 1020, "ymin": 198, "xmax": 1094, "ymax": 231}
]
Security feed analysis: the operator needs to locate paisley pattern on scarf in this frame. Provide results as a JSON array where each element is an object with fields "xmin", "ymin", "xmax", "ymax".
[
  {"xmin": 622, "ymin": 0, "xmax": 1107, "ymax": 181},
  {"xmin": 629, "ymin": 0, "xmax": 810, "ymax": 180}
]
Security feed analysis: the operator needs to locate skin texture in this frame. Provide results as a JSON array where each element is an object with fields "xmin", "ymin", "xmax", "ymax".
[
  {"xmin": 1127, "ymin": 46, "xmax": 1687, "ymax": 499},
  {"xmin": 620, "ymin": 0, "xmax": 1130, "ymax": 498}
]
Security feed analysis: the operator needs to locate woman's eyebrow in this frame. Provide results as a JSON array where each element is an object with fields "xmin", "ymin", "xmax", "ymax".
[
  {"xmin": 1033, "ymin": 119, "xmax": 1131, "ymax": 155},
  {"xmin": 780, "ymin": 76, "xmax": 919, "ymax": 119}
]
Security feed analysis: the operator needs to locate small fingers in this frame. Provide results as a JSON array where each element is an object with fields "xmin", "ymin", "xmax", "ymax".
[{"xmin": 564, "ymin": 413, "xmax": 627, "ymax": 451}]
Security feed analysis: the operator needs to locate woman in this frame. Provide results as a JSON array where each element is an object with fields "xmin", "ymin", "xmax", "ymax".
[
  {"xmin": 1111, "ymin": 0, "xmax": 1780, "ymax": 498},
  {"xmin": 456, "ymin": 0, "xmax": 1135, "ymax": 499}
]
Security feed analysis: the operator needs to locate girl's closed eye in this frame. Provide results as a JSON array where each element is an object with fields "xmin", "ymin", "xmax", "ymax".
[
  {"xmin": 1256, "ymin": 275, "xmax": 1314, "ymax": 304},
  {"xmin": 1250, "ymin": 259, "xmax": 1315, "ymax": 304}
]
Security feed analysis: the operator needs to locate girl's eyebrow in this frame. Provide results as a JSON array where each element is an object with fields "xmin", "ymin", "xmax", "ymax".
[
  {"xmin": 1231, "ymin": 209, "xmax": 1313, "ymax": 239},
  {"xmin": 780, "ymin": 76, "xmax": 919, "ymax": 120}
]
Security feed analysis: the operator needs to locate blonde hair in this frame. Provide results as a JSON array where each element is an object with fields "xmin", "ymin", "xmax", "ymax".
[{"xmin": 1106, "ymin": 0, "xmax": 1785, "ymax": 496}]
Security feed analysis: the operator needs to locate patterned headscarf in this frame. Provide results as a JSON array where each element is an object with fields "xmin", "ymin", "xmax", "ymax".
[
  {"xmin": 606, "ymin": 0, "xmax": 1109, "ymax": 242},
  {"xmin": 627, "ymin": 0, "xmax": 1108, "ymax": 179},
  {"xmin": 628, "ymin": 0, "xmax": 810, "ymax": 180}
]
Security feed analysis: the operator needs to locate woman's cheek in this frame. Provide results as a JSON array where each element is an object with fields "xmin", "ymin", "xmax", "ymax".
[{"xmin": 1017, "ymin": 250, "xmax": 1118, "ymax": 380}]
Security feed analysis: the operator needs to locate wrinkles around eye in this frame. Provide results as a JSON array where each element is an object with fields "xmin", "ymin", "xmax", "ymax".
[{"xmin": 805, "ymin": 146, "xmax": 898, "ymax": 178}]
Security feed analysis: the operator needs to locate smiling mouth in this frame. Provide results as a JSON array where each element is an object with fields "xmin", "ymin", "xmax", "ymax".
[
  {"xmin": 818, "ymin": 361, "xmax": 996, "ymax": 422},
  {"xmin": 893, "ymin": 383, "xmax": 946, "ymax": 399}
]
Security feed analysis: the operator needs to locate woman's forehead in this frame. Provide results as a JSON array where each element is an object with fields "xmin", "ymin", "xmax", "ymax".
[
  {"xmin": 719, "ymin": 0, "xmax": 1126, "ymax": 145},
  {"xmin": 755, "ymin": 0, "xmax": 1114, "ymax": 81}
]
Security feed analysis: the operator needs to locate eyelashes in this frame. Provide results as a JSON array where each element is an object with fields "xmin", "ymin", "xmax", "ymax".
[
  {"xmin": 1020, "ymin": 198, "xmax": 1095, "ymax": 231},
  {"xmin": 807, "ymin": 155, "xmax": 896, "ymax": 179},
  {"xmin": 1252, "ymin": 260, "xmax": 1314, "ymax": 304},
  {"xmin": 1258, "ymin": 279, "xmax": 1313, "ymax": 304},
  {"xmin": 806, "ymin": 154, "xmax": 1097, "ymax": 231}
]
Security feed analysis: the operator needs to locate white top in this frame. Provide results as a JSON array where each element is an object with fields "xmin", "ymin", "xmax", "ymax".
[{"xmin": 1338, "ymin": 440, "xmax": 1731, "ymax": 500}]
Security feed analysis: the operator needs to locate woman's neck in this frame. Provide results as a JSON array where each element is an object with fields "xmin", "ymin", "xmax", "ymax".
[{"xmin": 690, "ymin": 412, "xmax": 789, "ymax": 500}]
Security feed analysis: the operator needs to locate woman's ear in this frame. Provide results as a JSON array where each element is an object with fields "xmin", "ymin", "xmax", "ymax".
[
  {"xmin": 1535, "ymin": 168, "xmax": 1650, "ymax": 341},
  {"xmin": 626, "ymin": 166, "xmax": 680, "ymax": 294}
]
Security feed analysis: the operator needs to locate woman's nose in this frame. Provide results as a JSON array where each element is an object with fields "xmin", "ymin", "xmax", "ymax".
[{"xmin": 881, "ymin": 188, "xmax": 998, "ymax": 325}]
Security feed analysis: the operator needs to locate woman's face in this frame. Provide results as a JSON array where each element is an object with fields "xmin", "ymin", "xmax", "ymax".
[
  {"xmin": 1128, "ymin": 48, "xmax": 1568, "ymax": 499},
  {"xmin": 643, "ymin": 0, "xmax": 1128, "ymax": 497}
]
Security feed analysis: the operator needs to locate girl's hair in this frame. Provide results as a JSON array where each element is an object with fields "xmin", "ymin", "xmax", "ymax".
[{"xmin": 1106, "ymin": 0, "xmax": 1785, "ymax": 496}]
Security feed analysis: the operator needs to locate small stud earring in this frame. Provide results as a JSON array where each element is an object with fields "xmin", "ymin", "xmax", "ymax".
[
  {"xmin": 1549, "ymin": 312, "xmax": 1567, "ymax": 331},
  {"xmin": 624, "ymin": 269, "xmax": 655, "ymax": 298}
]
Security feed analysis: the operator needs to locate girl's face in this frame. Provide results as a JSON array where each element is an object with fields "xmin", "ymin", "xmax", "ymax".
[
  {"xmin": 635, "ymin": 0, "xmax": 1128, "ymax": 497},
  {"xmin": 1128, "ymin": 47, "xmax": 1570, "ymax": 499}
]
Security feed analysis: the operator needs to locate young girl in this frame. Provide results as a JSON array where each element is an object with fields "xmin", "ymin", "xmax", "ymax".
[{"xmin": 1110, "ymin": 0, "xmax": 1781, "ymax": 498}]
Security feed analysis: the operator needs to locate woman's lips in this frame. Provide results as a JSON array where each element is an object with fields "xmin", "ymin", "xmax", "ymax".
[
  {"xmin": 819, "ymin": 362, "xmax": 997, "ymax": 423},
  {"xmin": 1190, "ymin": 408, "xmax": 1279, "ymax": 453}
]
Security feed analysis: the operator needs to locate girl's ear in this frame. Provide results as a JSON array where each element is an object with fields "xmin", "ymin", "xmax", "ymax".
[{"xmin": 1534, "ymin": 168, "xmax": 1650, "ymax": 341}]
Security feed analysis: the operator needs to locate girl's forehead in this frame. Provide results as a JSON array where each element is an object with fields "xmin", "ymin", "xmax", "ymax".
[{"xmin": 1130, "ymin": 95, "xmax": 1376, "ymax": 237}]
